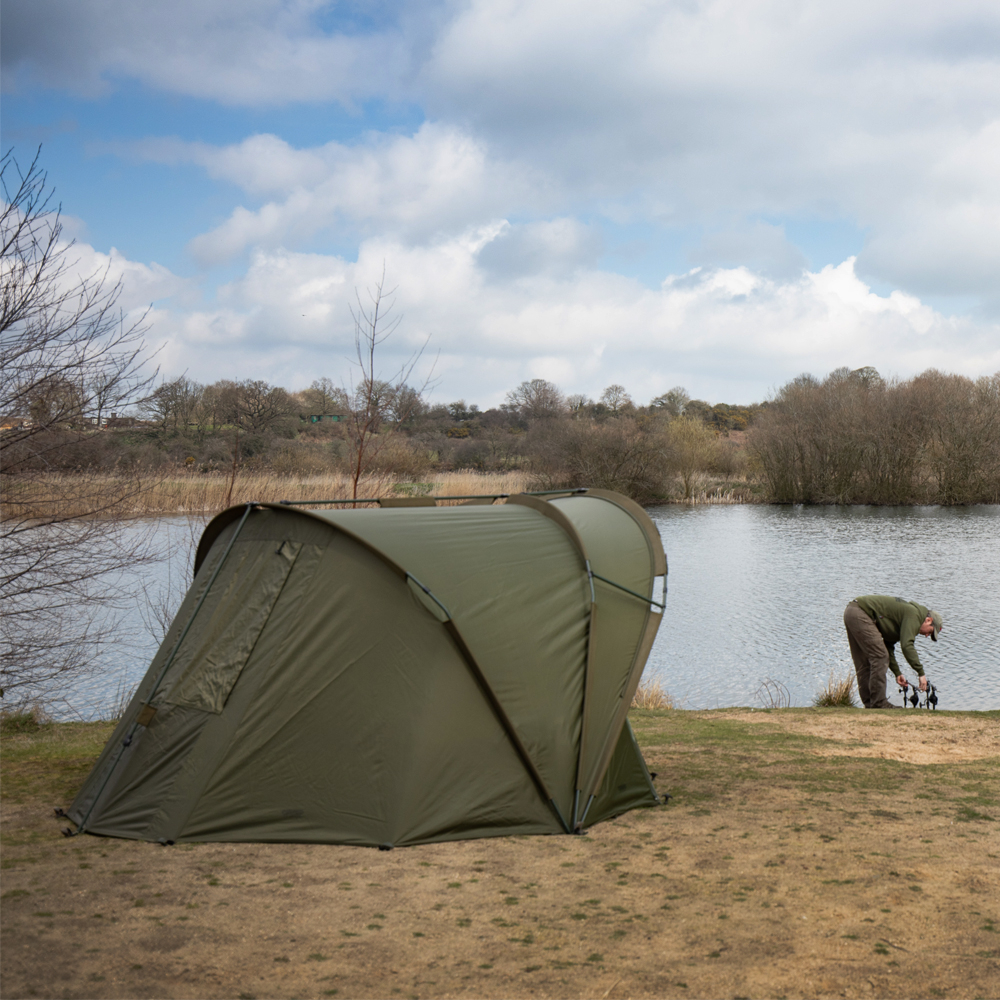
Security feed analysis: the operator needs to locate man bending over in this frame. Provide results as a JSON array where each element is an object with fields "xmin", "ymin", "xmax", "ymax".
[{"xmin": 843, "ymin": 595, "xmax": 942, "ymax": 709}]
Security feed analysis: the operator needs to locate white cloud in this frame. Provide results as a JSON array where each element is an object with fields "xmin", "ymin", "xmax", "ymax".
[
  {"xmin": 145, "ymin": 231, "xmax": 1000, "ymax": 405},
  {"xmin": 419, "ymin": 1, "xmax": 1000, "ymax": 299},
  {"xmin": 50, "ymin": 237, "xmax": 192, "ymax": 314},
  {"xmin": 129, "ymin": 125, "xmax": 541, "ymax": 264},
  {"xmin": 8, "ymin": 0, "xmax": 1000, "ymax": 307}
]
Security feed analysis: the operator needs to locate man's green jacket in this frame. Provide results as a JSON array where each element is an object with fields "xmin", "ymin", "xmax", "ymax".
[{"xmin": 853, "ymin": 595, "xmax": 930, "ymax": 677}]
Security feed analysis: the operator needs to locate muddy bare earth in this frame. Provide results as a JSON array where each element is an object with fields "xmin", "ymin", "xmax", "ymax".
[{"xmin": 2, "ymin": 708, "xmax": 998, "ymax": 1000}]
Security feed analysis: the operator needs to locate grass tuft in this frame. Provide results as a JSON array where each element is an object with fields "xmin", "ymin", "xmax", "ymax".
[
  {"xmin": 812, "ymin": 671, "xmax": 858, "ymax": 708},
  {"xmin": 632, "ymin": 679, "xmax": 675, "ymax": 710},
  {"xmin": 0, "ymin": 704, "xmax": 51, "ymax": 734}
]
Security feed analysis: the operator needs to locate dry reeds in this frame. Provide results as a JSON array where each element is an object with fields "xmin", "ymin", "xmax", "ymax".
[
  {"xmin": 812, "ymin": 670, "xmax": 858, "ymax": 708},
  {"xmin": 631, "ymin": 678, "xmax": 675, "ymax": 710},
  {"xmin": 1, "ymin": 470, "xmax": 533, "ymax": 518}
]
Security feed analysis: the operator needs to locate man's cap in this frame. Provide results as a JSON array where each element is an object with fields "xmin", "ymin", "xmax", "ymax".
[{"xmin": 929, "ymin": 609, "xmax": 943, "ymax": 641}]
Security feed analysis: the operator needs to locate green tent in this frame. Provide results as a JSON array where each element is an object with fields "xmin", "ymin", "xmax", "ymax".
[{"xmin": 68, "ymin": 489, "xmax": 667, "ymax": 847}]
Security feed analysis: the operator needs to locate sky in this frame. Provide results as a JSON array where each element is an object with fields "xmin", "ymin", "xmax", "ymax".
[{"xmin": 3, "ymin": 0, "xmax": 1000, "ymax": 407}]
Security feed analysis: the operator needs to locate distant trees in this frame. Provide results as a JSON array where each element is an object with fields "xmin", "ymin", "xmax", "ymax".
[
  {"xmin": 505, "ymin": 378, "xmax": 566, "ymax": 421},
  {"xmin": 299, "ymin": 376, "xmax": 348, "ymax": 415},
  {"xmin": 650, "ymin": 386, "xmax": 689, "ymax": 417},
  {"xmin": 139, "ymin": 376, "xmax": 203, "ymax": 433},
  {"xmin": 599, "ymin": 383, "xmax": 633, "ymax": 415},
  {"xmin": 748, "ymin": 367, "xmax": 1000, "ymax": 503}
]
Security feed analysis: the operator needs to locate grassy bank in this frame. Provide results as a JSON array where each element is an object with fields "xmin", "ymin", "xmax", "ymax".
[{"xmin": 3, "ymin": 709, "xmax": 998, "ymax": 999}]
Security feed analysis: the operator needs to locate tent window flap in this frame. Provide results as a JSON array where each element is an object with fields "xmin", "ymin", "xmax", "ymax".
[{"xmin": 162, "ymin": 540, "xmax": 302, "ymax": 714}]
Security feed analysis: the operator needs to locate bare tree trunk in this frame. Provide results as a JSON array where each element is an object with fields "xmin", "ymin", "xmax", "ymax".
[{"xmin": 345, "ymin": 264, "xmax": 433, "ymax": 505}]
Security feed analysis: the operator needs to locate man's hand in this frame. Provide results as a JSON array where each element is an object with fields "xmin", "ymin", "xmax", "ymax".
[
  {"xmin": 897, "ymin": 675, "xmax": 906, "ymax": 688},
  {"xmin": 919, "ymin": 676, "xmax": 928, "ymax": 692}
]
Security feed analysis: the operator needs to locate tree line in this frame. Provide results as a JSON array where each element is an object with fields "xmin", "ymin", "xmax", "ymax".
[
  {"xmin": 748, "ymin": 366, "xmax": 1000, "ymax": 504},
  {"xmin": 11, "ymin": 371, "xmax": 759, "ymax": 504}
]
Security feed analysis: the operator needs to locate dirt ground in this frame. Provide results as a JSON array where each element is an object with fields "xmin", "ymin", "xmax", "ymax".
[{"xmin": 2, "ymin": 708, "xmax": 998, "ymax": 1000}]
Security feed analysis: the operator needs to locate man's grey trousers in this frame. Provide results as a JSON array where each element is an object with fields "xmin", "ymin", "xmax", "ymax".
[{"xmin": 843, "ymin": 601, "xmax": 897, "ymax": 709}]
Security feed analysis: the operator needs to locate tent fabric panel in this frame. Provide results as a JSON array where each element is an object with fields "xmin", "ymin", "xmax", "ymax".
[
  {"xmin": 145, "ymin": 538, "xmax": 334, "ymax": 843},
  {"xmin": 575, "ymin": 489, "xmax": 667, "ymax": 575},
  {"xmin": 66, "ymin": 515, "xmax": 250, "ymax": 829},
  {"xmin": 550, "ymin": 494, "xmax": 657, "ymax": 596},
  {"xmin": 67, "ymin": 706, "xmax": 143, "ymax": 829},
  {"xmin": 76, "ymin": 705, "xmax": 211, "ymax": 838},
  {"xmin": 176, "ymin": 528, "xmax": 558, "ymax": 845},
  {"xmin": 161, "ymin": 538, "xmax": 302, "ymax": 714},
  {"xmin": 574, "ymin": 583, "xmax": 658, "ymax": 798},
  {"xmin": 548, "ymin": 495, "xmax": 664, "ymax": 803},
  {"xmin": 310, "ymin": 504, "xmax": 590, "ymax": 820},
  {"xmin": 70, "ymin": 512, "xmax": 332, "ymax": 839},
  {"xmin": 579, "ymin": 600, "xmax": 663, "ymax": 806},
  {"xmin": 583, "ymin": 720, "xmax": 660, "ymax": 829}
]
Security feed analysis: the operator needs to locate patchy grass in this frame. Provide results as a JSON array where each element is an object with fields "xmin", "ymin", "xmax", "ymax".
[
  {"xmin": 2, "ymin": 708, "xmax": 998, "ymax": 1000},
  {"xmin": 0, "ymin": 720, "xmax": 115, "ymax": 807}
]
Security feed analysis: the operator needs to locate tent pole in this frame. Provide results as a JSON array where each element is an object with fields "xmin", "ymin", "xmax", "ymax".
[{"xmin": 74, "ymin": 502, "xmax": 257, "ymax": 835}]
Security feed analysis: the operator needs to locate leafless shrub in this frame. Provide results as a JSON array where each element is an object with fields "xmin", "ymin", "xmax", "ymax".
[
  {"xmin": 269, "ymin": 441, "xmax": 337, "ymax": 476},
  {"xmin": 755, "ymin": 677, "xmax": 791, "ymax": 709},
  {"xmin": 528, "ymin": 416, "xmax": 670, "ymax": 504},
  {"xmin": 344, "ymin": 265, "xmax": 434, "ymax": 502},
  {"xmin": 660, "ymin": 416, "xmax": 724, "ymax": 499}
]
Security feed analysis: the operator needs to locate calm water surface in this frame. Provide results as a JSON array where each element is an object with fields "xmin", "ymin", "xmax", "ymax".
[
  {"xmin": 646, "ymin": 504, "xmax": 1000, "ymax": 711},
  {"xmin": 54, "ymin": 505, "xmax": 999, "ymax": 718}
]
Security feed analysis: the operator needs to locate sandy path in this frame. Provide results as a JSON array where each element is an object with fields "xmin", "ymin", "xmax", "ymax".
[{"xmin": 709, "ymin": 708, "xmax": 1000, "ymax": 763}]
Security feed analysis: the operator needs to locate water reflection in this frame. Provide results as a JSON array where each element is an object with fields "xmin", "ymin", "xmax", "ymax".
[{"xmin": 646, "ymin": 504, "xmax": 1000, "ymax": 710}]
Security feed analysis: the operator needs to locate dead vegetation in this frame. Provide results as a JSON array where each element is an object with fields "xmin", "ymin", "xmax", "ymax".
[
  {"xmin": 1, "ymin": 470, "xmax": 533, "ymax": 518},
  {"xmin": 813, "ymin": 670, "xmax": 859, "ymax": 708},
  {"xmin": 631, "ymin": 678, "xmax": 675, "ymax": 710}
]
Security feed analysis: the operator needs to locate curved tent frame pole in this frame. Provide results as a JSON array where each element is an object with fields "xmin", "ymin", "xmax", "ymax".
[
  {"xmin": 551, "ymin": 490, "xmax": 667, "ymax": 830},
  {"xmin": 74, "ymin": 502, "xmax": 257, "ymax": 835}
]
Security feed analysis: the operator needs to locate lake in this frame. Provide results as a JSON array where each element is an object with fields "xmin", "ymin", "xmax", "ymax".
[
  {"xmin": 51, "ymin": 504, "xmax": 999, "ymax": 719},
  {"xmin": 646, "ymin": 504, "xmax": 999, "ymax": 711}
]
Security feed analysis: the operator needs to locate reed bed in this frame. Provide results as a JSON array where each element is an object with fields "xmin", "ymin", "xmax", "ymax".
[
  {"xmin": 677, "ymin": 487, "xmax": 755, "ymax": 505},
  {"xmin": 2, "ymin": 471, "xmax": 533, "ymax": 518}
]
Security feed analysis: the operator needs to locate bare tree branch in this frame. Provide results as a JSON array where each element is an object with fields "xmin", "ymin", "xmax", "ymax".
[{"xmin": 1, "ymin": 148, "xmax": 159, "ymax": 706}]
